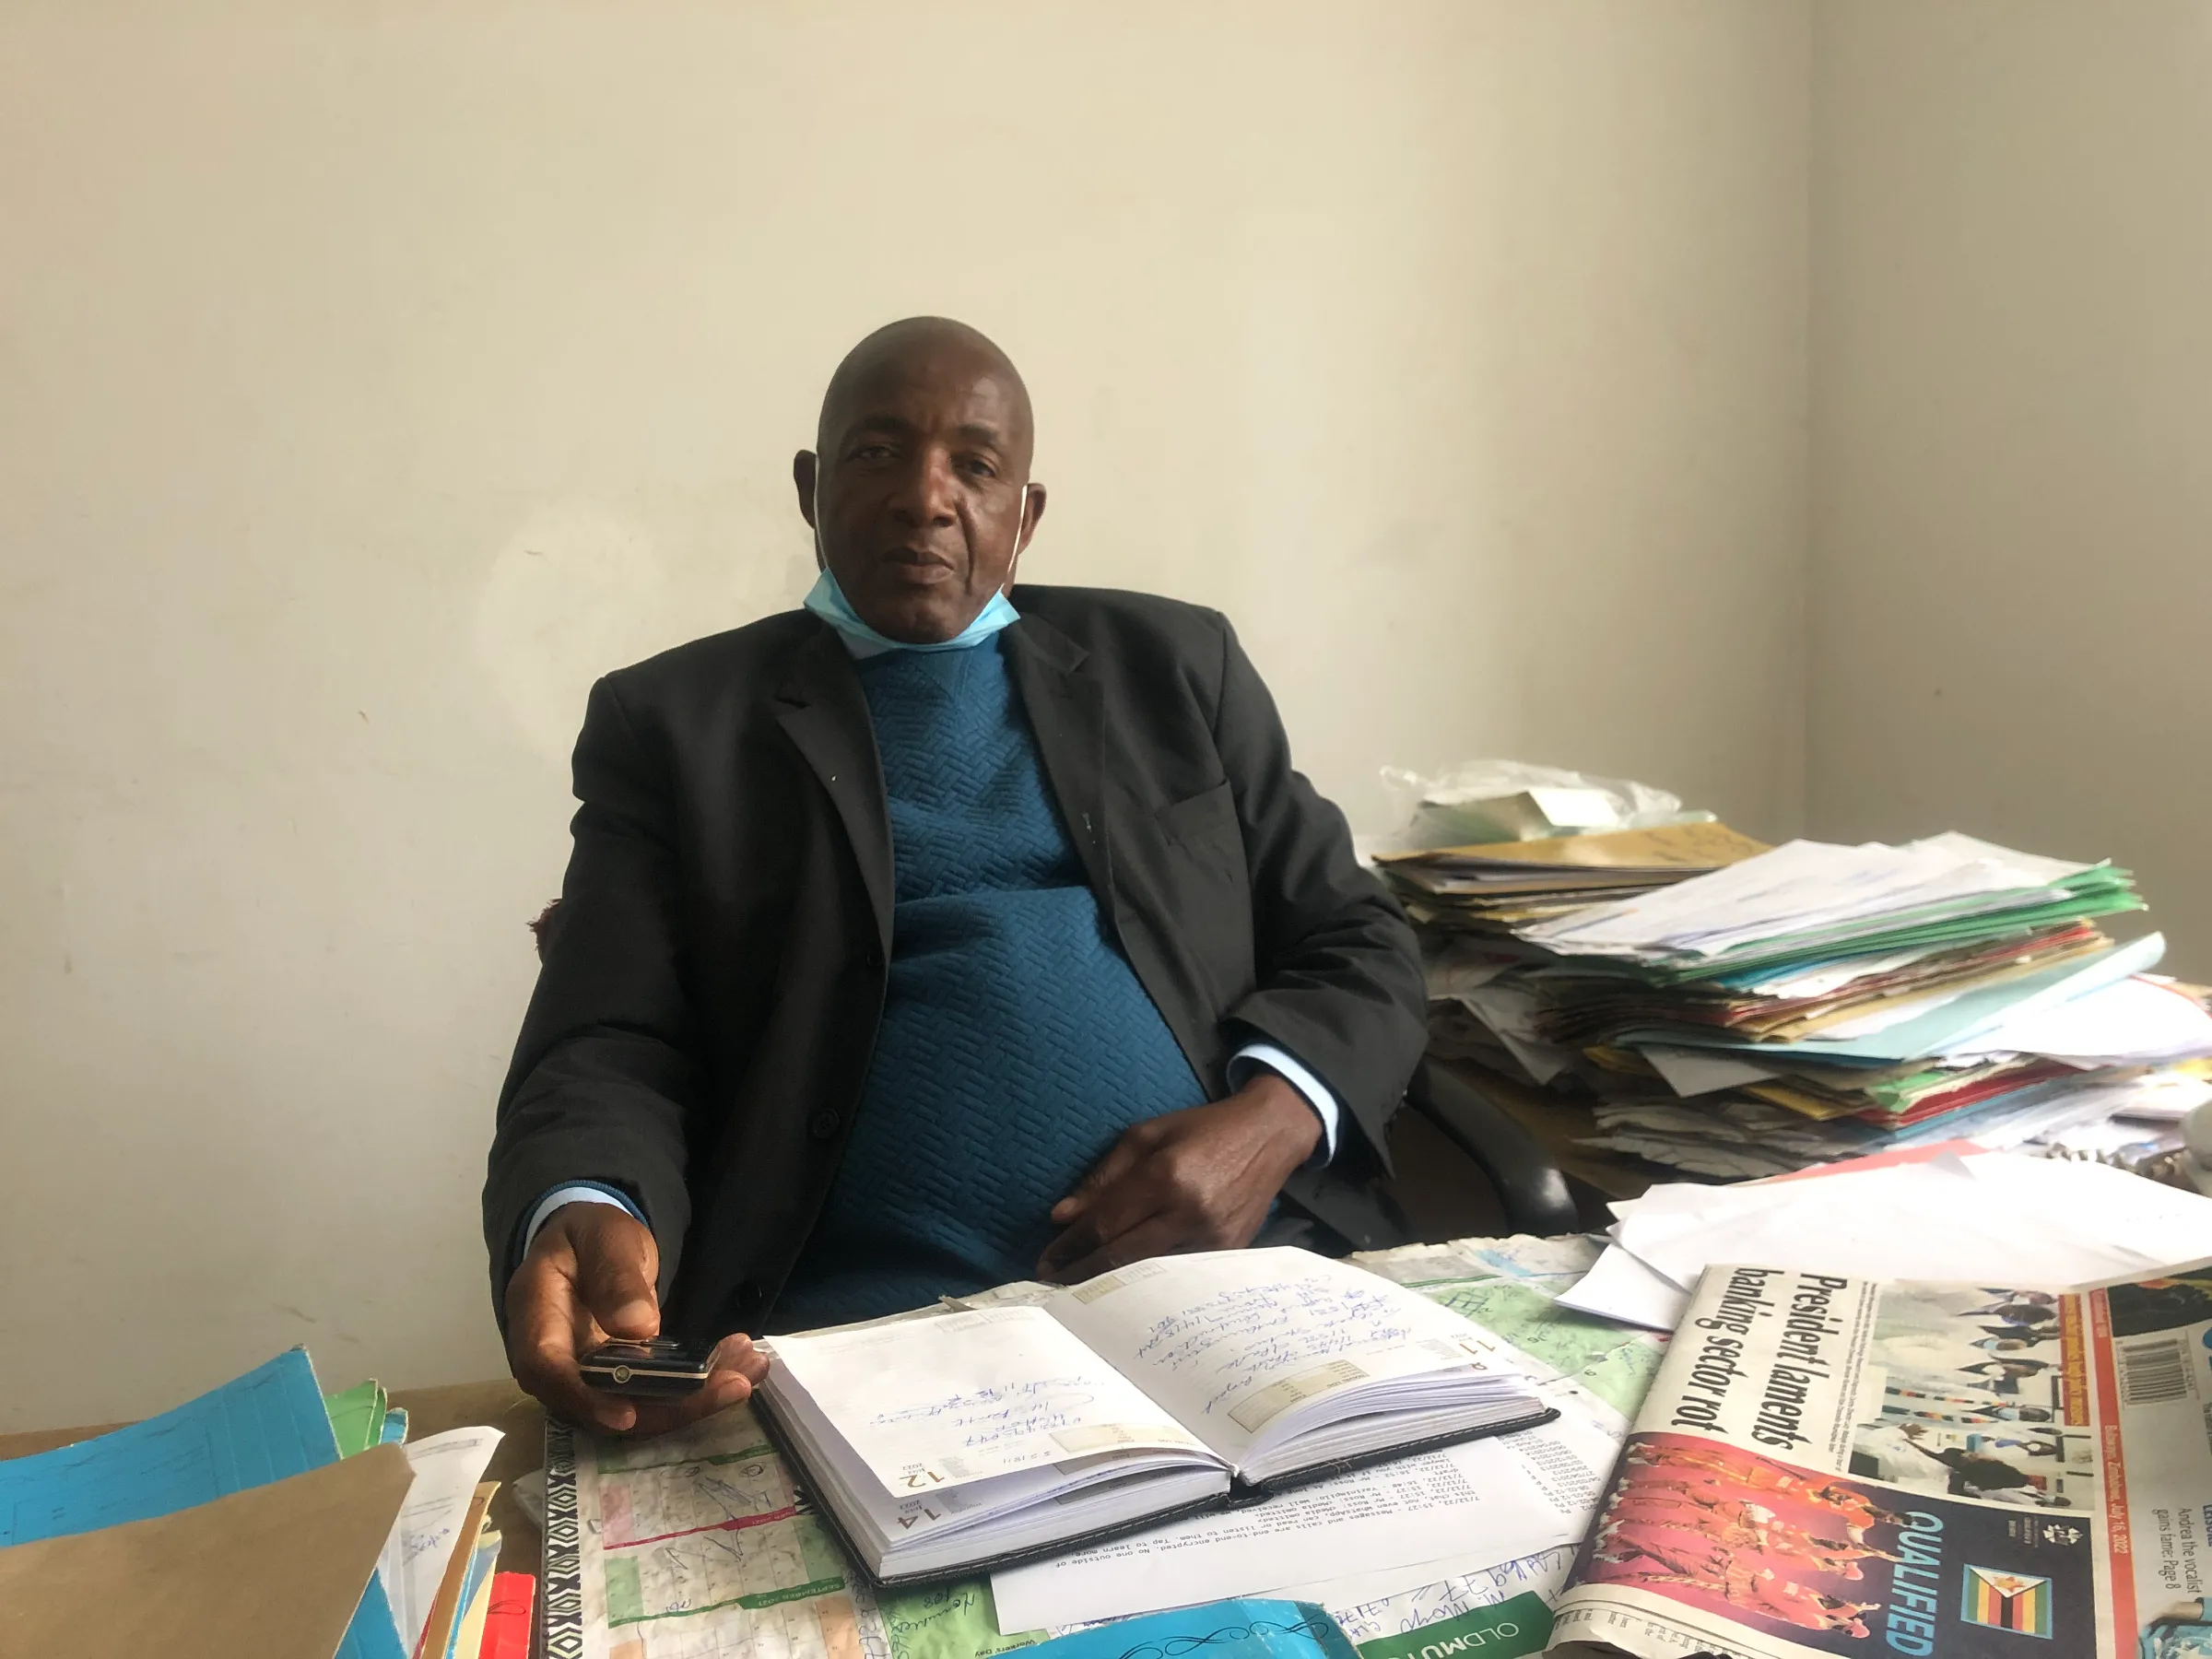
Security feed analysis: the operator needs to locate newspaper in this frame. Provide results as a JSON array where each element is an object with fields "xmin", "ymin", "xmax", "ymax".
[{"xmin": 1544, "ymin": 1257, "xmax": 2212, "ymax": 1659}]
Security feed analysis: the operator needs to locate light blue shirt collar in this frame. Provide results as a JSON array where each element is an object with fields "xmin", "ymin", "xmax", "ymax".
[{"xmin": 803, "ymin": 569, "xmax": 1020, "ymax": 658}]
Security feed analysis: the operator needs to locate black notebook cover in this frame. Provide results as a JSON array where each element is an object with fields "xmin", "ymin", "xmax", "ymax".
[{"xmin": 753, "ymin": 1389, "xmax": 1562, "ymax": 1592}]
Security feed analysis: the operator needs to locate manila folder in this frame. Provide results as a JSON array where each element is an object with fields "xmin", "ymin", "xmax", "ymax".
[{"xmin": 0, "ymin": 1441, "xmax": 412, "ymax": 1659}]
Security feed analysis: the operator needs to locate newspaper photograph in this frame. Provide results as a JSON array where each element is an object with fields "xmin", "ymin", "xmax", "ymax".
[{"xmin": 1545, "ymin": 1258, "xmax": 2212, "ymax": 1659}]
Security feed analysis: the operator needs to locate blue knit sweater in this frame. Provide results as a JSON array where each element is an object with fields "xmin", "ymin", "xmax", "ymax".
[{"xmin": 771, "ymin": 638, "xmax": 1206, "ymax": 1328}]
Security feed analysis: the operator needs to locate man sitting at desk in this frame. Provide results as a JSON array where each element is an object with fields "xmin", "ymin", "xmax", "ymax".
[{"xmin": 486, "ymin": 318, "xmax": 1427, "ymax": 1435}]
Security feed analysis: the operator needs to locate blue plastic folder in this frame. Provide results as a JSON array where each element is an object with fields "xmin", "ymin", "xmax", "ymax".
[
  {"xmin": 0, "ymin": 1347, "xmax": 407, "ymax": 1659},
  {"xmin": 1018, "ymin": 1601, "xmax": 1357, "ymax": 1659}
]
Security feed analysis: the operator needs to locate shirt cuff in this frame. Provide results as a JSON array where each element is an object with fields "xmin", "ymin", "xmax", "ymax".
[
  {"xmin": 521, "ymin": 1182, "xmax": 647, "ymax": 1265},
  {"xmin": 1229, "ymin": 1041, "xmax": 1340, "ymax": 1168}
]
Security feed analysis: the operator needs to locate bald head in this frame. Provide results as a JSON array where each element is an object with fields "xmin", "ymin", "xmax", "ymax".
[
  {"xmin": 816, "ymin": 317, "xmax": 1034, "ymax": 470},
  {"xmin": 795, "ymin": 317, "xmax": 1046, "ymax": 644}
]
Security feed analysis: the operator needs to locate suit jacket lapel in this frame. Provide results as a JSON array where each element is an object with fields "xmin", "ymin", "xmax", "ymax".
[
  {"xmin": 771, "ymin": 626, "xmax": 893, "ymax": 952},
  {"xmin": 1003, "ymin": 618, "xmax": 1114, "ymax": 907}
]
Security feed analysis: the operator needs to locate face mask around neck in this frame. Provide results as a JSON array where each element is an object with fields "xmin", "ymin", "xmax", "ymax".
[{"xmin": 803, "ymin": 477, "xmax": 1026, "ymax": 654}]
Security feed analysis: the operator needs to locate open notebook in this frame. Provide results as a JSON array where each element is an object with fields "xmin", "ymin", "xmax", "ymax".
[{"xmin": 754, "ymin": 1247, "xmax": 1553, "ymax": 1587}]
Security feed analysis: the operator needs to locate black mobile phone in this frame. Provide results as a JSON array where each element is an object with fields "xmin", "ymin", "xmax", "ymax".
[{"xmin": 580, "ymin": 1336, "xmax": 714, "ymax": 1397}]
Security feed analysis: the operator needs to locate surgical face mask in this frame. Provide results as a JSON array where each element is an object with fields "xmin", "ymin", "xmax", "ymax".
[{"xmin": 804, "ymin": 469, "xmax": 1027, "ymax": 653}]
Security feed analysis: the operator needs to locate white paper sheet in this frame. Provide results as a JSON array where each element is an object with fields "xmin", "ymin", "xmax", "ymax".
[
  {"xmin": 990, "ymin": 1417, "xmax": 1601, "ymax": 1630},
  {"xmin": 375, "ymin": 1425, "xmax": 502, "ymax": 1652},
  {"xmin": 1560, "ymin": 1151, "xmax": 2212, "ymax": 1331},
  {"xmin": 1945, "ymin": 968, "xmax": 2212, "ymax": 1063},
  {"xmin": 1639, "ymin": 1045, "xmax": 1783, "ymax": 1098},
  {"xmin": 1554, "ymin": 1244, "xmax": 1689, "ymax": 1330},
  {"xmin": 1277, "ymin": 1397, "xmax": 1618, "ymax": 1606}
]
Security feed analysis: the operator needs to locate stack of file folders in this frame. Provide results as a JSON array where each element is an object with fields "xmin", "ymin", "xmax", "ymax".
[
  {"xmin": 1379, "ymin": 824, "xmax": 2212, "ymax": 1179},
  {"xmin": 0, "ymin": 1347, "xmax": 531, "ymax": 1659}
]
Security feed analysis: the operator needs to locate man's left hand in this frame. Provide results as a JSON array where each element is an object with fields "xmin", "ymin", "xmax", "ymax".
[{"xmin": 1037, "ymin": 1074, "xmax": 1322, "ymax": 1284}]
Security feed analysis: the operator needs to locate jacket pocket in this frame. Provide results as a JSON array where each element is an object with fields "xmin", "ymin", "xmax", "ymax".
[
  {"xmin": 1156, "ymin": 781, "xmax": 1243, "ymax": 880},
  {"xmin": 1130, "ymin": 779, "xmax": 1256, "ymax": 1016}
]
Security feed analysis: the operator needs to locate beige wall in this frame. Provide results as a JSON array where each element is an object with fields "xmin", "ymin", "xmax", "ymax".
[
  {"xmin": 0, "ymin": 2, "xmax": 1809, "ymax": 1429},
  {"xmin": 1811, "ymin": 1, "xmax": 2212, "ymax": 971}
]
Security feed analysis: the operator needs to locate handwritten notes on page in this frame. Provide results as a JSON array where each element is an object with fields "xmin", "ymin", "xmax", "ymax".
[
  {"xmin": 763, "ymin": 1306, "xmax": 1203, "ymax": 1491},
  {"xmin": 374, "ymin": 1425, "xmax": 502, "ymax": 1653},
  {"xmin": 1046, "ymin": 1249, "xmax": 1507, "ymax": 1461}
]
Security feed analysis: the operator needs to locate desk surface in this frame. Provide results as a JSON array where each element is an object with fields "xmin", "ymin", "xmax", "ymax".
[{"xmin": 0, "ymin": 1378, "xmax": 549, "ymax": 1576}]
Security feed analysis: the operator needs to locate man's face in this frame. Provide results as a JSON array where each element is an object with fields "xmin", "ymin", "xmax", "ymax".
[{"xmin": 800, "ymin": 342, "xmax": 1035, "ymax": 644}]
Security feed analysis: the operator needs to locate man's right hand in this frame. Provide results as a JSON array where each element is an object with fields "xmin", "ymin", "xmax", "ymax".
[{"xmin": 504, "ymin": 1203, "xmax": 767, "ymax": 1437}]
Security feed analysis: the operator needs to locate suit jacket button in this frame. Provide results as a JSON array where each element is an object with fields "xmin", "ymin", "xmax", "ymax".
[
  {"xmin": 863, "ymin": 943, "xmax": 885, "ymax": 970},
  {"xmin": 808, "ymin": 1108, "xmax": 842, "ymax": 1141}
]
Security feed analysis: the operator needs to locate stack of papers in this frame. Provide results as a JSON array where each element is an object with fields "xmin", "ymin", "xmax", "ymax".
[
  {"xmin": 1519, "ymin": 832, "xmax": 2137, "ymax": 971},
  {"xmin": 1378, "ymin": 822, "xmax": 1771, "ymax": 934},
  {"xmin": 1381, "ymin": 824, "xmax": 2212, "ymax": 1178},
  {"xmin": 382, "ymin": 1427, "xmax": 505, "ymax": 1659},
  {"xmin": 1557, "ymin": 1146, "xmax": 2212, "ymax": 1330},
  {"xmin": 0, "ymin": 1348, "xmax": 509, "ymax": 1659}
]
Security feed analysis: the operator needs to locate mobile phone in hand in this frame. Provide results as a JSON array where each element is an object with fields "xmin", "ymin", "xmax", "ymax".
[{"xmin": 580, "ymin": 1336, "xmax": 714, "ymax": 1397}]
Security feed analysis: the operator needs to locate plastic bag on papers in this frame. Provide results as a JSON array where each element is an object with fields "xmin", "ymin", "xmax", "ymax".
[{"xmin": 1377, "ymin": 759, "xmax": 1706, "ymax": 852}]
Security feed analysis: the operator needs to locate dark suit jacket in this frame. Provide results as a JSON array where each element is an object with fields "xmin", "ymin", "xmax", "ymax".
[{"xmin": 484, "ymin": 585, "xmax": 1428, "ymax": 1338}]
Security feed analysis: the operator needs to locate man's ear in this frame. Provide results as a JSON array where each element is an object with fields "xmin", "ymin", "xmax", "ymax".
[
  {"xmin": 793, "ymin": 450, "xmax": 818, "ymax": 528},
  {"xmin": 1006, "ymin": 482, "xmax": 1047, "ymax": 590}
]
